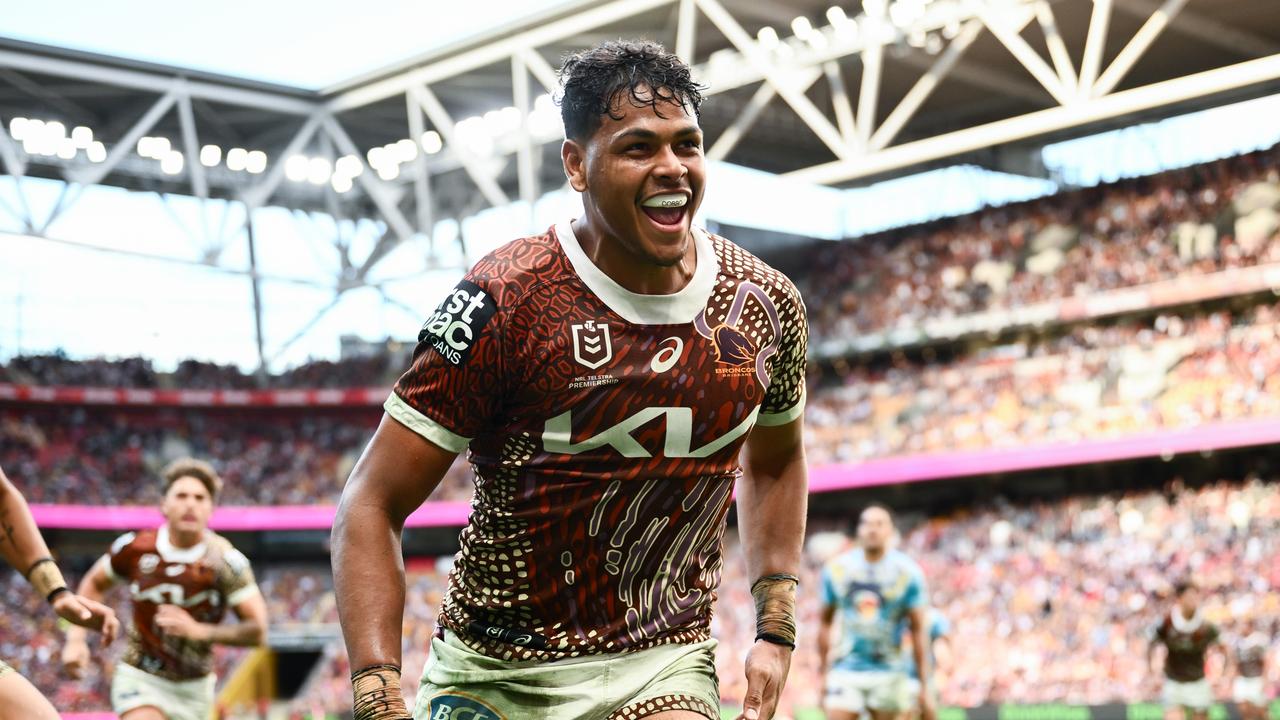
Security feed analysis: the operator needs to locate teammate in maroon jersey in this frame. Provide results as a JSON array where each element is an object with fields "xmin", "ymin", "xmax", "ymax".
[
  {"xmin": 334, "ymin": 40, "xmax": 808, "ymax": 720},
  {"xmin": 1149, "ymin": 582, "xmax": 1223, "ymax": 720},
  {"xmin": 1230, "ymin": 618, "xmax": 1271, "ymax": 720},
  {"xmin": 0, "ymin": 464, "xmax": 118, "ymax": 720},
  {"xmin": 62, "ymin": 458, "xmax": 268, "ymax": 720}
]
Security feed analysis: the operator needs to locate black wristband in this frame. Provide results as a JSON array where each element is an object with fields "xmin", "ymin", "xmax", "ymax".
[
  {"xmin": 26, "ymin": 557, "xmax": 56, "ymax": 578},
  {"xmin": 46, "ymin": 586, "xmax": 70, "ymax": 603},
  {"xmin": 755, "ymin": 632, "xmax": 796, "ymax": 650}
]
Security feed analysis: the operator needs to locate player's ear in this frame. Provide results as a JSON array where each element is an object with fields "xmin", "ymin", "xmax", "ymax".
[{"xmin": 562, "ymin": 139, "xmax": 588, "ymax": 193}]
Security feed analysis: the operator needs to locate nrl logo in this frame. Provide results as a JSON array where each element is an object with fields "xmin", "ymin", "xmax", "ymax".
[{"xmin": 571, "ymin": 320, "xmax": 613, "ymax": 370}]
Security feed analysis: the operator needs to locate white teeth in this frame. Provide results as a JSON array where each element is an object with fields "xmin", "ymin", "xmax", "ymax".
[{"xmin": 641, "ymin": 194, "xmax": 688, "ymax": 208}]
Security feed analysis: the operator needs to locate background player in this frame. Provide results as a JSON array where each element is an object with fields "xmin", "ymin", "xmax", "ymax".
[
  {"xmin": 0, "ymin": 464, "xmax": 119, "ymax": 720},
  {"xmin": 818, "ymin": 505, "xmax": 931, "ymax": 720},
  {"xmin": 332, "ymin": 39, "xmax": 808, "ymax": 720},
  {"xmin": 1230, "ymin": 618, "xmax": 1270, "ymax": 720},
  {"xmin": 62, "ymin": 458, "xmax": 267, "ymax": 720},
  {"xmin": 898, "ymin": 606, "xmax": 950, "ymax": 720},
  {"xmin": 1149, "ymin": 581, "xmax": 1223, "ymax": 720}
]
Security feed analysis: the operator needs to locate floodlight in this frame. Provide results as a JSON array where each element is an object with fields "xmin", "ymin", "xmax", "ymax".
[
  {"xmin": 285, "ymin": 155, "xmax": 310, "ymax": 182},
  {"xmin": 200, "ymin": 144, "xmax": 222, "ymax": 167},
  {"xmin": 161, "ymin": 151, "xmax": 184, "ymax": 175},
  {"xmin": 71, "ymin": 126, "xmax": 93, "ymax": 148},
  {"xmin": 245, "ymin": 150, "xmax": 267, "ymax": 174}
]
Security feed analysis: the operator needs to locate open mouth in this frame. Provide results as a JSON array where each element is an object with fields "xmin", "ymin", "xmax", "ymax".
[{"xmin": 640, "ymin": 193, "xmax": 688, "ymax": 229}]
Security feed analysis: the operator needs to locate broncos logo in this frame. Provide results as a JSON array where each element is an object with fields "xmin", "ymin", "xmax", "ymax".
[{"xmin": 713, "ymin": 324, "xmax": 757, "ymax": 366}]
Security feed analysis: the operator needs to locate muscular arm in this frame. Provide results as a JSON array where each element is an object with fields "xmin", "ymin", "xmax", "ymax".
[
  {"xmin": 205, "ymin": 594, "xmax": 268, "ymax": 646},
  {"xmin": 65, "ymin": 556, "xmax": 116, "ymax": 645},
  {"xmin": 908, "ymin": 607, "xmax": 931, "ymax": 689},
  {"xmin": 817, "ymin": 602, "xmax": 836, "ymax": 676},
  {"xmin": 0, "ymin": 465, "xmax": 57, "ymax": 578},
  {"xmin": 332, "ymin": 413, "xmax": 458, "ymax": 670},
  {"xmin": 739, "ymin": 417, "xmax": 808, "ymax": 594}
]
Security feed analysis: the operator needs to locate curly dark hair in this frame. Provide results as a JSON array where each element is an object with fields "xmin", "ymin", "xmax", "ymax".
[{"xmin": 558, "ymin": 39, "xmax": 706, "ymax": 141}]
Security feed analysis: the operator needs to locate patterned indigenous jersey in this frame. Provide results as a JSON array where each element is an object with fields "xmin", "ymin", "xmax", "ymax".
[
  {"xmin": 819, "ymin": 547, "xmax": 927, "ymax": 673},
  {"xmin": 1234, "ymin": 632, "xmax": 1268, "ymax": 678},
  {"xmin": 105, "ymin": 526, "xmax": 259, "ymax": 680},
  {"xmin": 1152, "ymin": 609, "xmax": 1219, "ymax": 682},
  {"xmin": 897, "ymin": 607, "xmax": 949, "ymax": 680},
  {"xmin": 388, "ymin": 221, "xmax": 807, "ymax": 662}
]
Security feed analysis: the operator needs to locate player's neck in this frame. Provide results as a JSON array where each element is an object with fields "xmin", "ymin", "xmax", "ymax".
[
  {"xmin": 167, "ymin": 525, "xmax": 204, "ymax": 549},
  {"xmin": 863, "ymin": 546, "xmax": 887, "ymax": 562},
  {"xmin": 571, "ymin": 213, "xmax": 696, "ymax": 296}
]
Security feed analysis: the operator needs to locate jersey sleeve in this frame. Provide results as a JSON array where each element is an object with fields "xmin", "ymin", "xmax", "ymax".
[
  {"xmin": 104, "ymin": 531, "xmax": 139, "ymax": 584},
  {"xmin": 218, "ymin": 546, "xmax": 261, "ymax": 608},
  {"xmin": 758, "ymin": 278, "xmax": 808, "ymax": 426},
  {"xmin": 386, "ymin": 272, "xmax": 506, "ymax": 453},
  {"xmin": 903, "ymin": 561, "xmax": 928, "ymax": 611}
]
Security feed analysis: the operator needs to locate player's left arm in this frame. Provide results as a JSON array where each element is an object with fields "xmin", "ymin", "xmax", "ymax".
[{"xmin": 908, "ymin": 606, "xmax": 932, "ymax": 707}]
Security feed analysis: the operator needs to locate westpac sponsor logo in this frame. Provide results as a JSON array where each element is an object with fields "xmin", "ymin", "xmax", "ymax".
[
  {"xmin": 421, "ymin": 280, "xmax": 497, "ymax": 366},
  {"xmin": 571, "ymin": 320, "xmax": 613, "ymax": 370}
]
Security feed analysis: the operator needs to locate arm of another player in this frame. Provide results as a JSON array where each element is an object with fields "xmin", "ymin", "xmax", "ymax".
[
  {"xmin": 907, "ymin": 606, "xmax": 934, "ymax": 715},
  {"xmin": 154, "ymin": 594, "xmax": 267, "ymax": 646},
  {"xmin": 735, "ymin": 414, "xmax": 808, "ymax": 720},
  {"xmin": 63, "ymin": 554, "xmax": 120, "ymax": 677},
  {"xmin": 817, "ymin": 601, "xmax": 836, "ymax": 707},
  {"xmin": 332, "ymin": 413, "xmax": 458, "ymax": 717},
  {"xmin": 0, "ymin": 467, "xmax": 119, "ymax": 640}
]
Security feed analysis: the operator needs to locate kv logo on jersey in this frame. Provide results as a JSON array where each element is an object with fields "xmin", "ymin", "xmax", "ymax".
[{"xmin": 421, "ymin": 280, "xmax": 498, "ymax": 365}]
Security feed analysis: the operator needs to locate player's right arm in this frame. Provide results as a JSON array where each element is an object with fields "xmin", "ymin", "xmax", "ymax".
[
  {"xmin": 0, "ymin": 466, "xmax": 118, "ymax": 648},
  {"xmin": 62, "ymin": 553, "xmax": 120, "ymax": 678},
  {"xmin": 816, "ymin": 565, "xmax": 838, "ymax": 706}
]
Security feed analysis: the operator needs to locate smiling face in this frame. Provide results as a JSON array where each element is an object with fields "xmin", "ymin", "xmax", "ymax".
[
  {"xmin": 563, "ymin": 84, "xmax": 705, "ymax": 268},
  {"xmin": 162, "ymin": 476, "xmax": 214, "ymax": 537}
]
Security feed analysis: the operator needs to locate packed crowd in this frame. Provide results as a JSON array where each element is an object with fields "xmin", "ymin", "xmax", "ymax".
[
  {"xmin": 803, "ymin": 145, "xmax": 1280, "ymax": 340},
  {"xmin": 1, "ymin": 352, "xmax": 399, "ymax": 390},
  {"xmin": 806, "ymin": 301, "xmax": 1280, "ymax": 463},
  {"xmin": 3, "ymin": 478, "xmax": 1276, "ymax": 713}
]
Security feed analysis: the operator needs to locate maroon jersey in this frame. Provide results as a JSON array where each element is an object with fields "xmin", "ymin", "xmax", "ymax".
[
  {"xmin": 1235, "ymin": 633, "xmax": 1268, "ymax": 678},
  {"xmin": 388, "ymin": 222, "xmax": 807, "ymax": 661},
  {"xmin": 1153, "ymin": 610, "xmax": 1219, "ymax": 682},
  {"xmin": 106, "ymin": 526, "xmax": 259, "ymax": 680}
]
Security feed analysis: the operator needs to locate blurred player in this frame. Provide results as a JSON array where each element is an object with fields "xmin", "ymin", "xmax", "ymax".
[
  {"xmin": 0, "ymin": 464, "xmax": 119, "ymax": 720},
  {"xmin": 333, "ymin": 39, "xmax": 809, "ymax": 720},
  {"xmin": 818, "ymin": 505, "xmax": 931, "ymax": 720},
  {"xmin": 1149, "ymin": 581, "xmax": 1223, "ymax": 720},
  {"xmin": 63, "ymin": 458, "xmax": 267, "ymax": 720},
  {"xmin": 898, "ymin": 607, "xmax": 950, "ymax": 720},
  {"xmin": 1230, "ymin": 619, "xmax": 1270, "ymax": 720}
]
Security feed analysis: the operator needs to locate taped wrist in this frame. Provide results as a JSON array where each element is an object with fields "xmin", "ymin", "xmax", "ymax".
[
  {"xmin": 26, "ymin": 558, "xmax": 68, "ymax": 604},
  {"xmin": 752, "ymin": 572, "xmax": 799, "ymax": 649},
  {"xmin": 351, "ymin": 664, "xmax": 411, "ymax": 720}
]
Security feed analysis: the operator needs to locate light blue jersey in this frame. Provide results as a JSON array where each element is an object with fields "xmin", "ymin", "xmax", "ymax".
[
  {"xmin": 898, "ymin": 607, "xmax": 949, "ymax": 680},
  {"xmin": 820, "ymin": 547, "xmax": 927, "ymax": 673}
]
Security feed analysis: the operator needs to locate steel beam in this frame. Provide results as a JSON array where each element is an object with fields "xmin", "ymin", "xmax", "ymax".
[
  {"xmin": 823, "ymin": 61, "xmax": 857, "ymax": 146},
  {"xmin": 695, "ymin": 0, "xmax": 854, "ymax": 161},
  {"xmin": 1035, "ymin": 1, "xmax": 1078, "ymax": 92},
  {"xmin": 414, "ymin": 85, "xmax": 510, "ymax": 208},
  {"xmin": 1093, "ymin": 0, "xmax": 1191, "ymax": 97},
  {"xmin": 870, "ymin": 19, "xmax": 983, "ymax": 152},
  {"xmin": 0, "ymin": 121, "xmax": 26, "ymax": 177},
  {"xmin": 1114, "ymin": 0, "xmax": 1280, "ymax": 58},
  {"xmin": 512, "ymin": 54, "xmax": 538, "ymax": 227},
  {"xmin": 787, "ymin": 52, "xmax": 1280, "ymax": 185},
  {"xmin": 1078, "ymin": 0, "xmax": 1113, "ymax": 98},
  {"xmin": 677, "ymin": 0, "xmax": 698, "ymax": 65},
  {"xmin": 240, "ymin": 114, "xmax": 322, "ymax": 210},
  {"xmin": 974, "ymin": 0, "xmax": 1073, "ymax": 106},
  {"xmin": 405, "ymin": 90, "xmax": 434, "ymax": 239},
  {"xmin": 69, "ymin": 87, "xmax": 179, "ymax": 187},
  {"xmin": 706, "ymin": 67, "xmax": 822, "ymax": 161},
  {"xmin": 322, "ymin": 116, "xmax": 417, "ymax": 243}
]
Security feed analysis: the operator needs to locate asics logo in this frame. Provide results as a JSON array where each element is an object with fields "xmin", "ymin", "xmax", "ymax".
[{"xmin": 650, "ymin": 337, "xmax": 684, "ymax": 374}]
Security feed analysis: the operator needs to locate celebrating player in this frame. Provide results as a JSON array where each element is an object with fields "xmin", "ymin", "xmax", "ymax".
[
  {"xmin": 818, "ymin": 505, "xmax": 930, "ymax": 720},
  {"xmin": 0, "ymin": 464, "xmax": 119, "ymax": 720},
  {"xmin": 333, "ymin": 39, "xmax": 809, "ymax": 720},
  {"xmin": 1230, "ymin": 618, "xmax": 1270, "ymax": 720},
  {"xmin": 63, "ymin": 458, "xmax": 267, "ymax": 720},
  {"xmin": 1149, "ymin": 581, "xmax": 1223, "ymax": 720}
]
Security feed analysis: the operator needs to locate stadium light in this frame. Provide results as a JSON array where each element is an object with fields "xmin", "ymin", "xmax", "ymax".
[
  {"xmin": 335, "ymin": 154, "xmax": 363, "ymax": 177},
  {"xmin": 367, "ymin": 146, "xmax": 387, "ymax": 168},
  {"xmin": 8, "ymin": 116, "xmax": 28, "ymax": 141},
  {"xmin": 756, "ymin": 26, "xmax": 779, "ymax": 50},
  {"xmin": 71, "ymin": 126, "xmax": 93, "ymax": 149},
  {"xmin": 419, "ymin": 130, "xmax": 443, "ymax": 155},
  {"xmin": 245, "ymin": 150, "xmax": 267, "ymax": 174},
  {"xmin": 200, "ymin": 144, "xmax": 222, "ymax": 167},
  {"xmin": 160, "ymin": 150, "xmax": 184, "ymax": 175},
  {"xmin": 226, "ymin": 147, "xmax": 248, "ymax": 172},
  {"xmin": 394, "ymin": 138, "xmax": 418, "ymax": 163},
  {"xmin": 307, "ymin": 157, "xmax": 332, "ymax": 185},
  {"xmin": 56, "ymin": 138, "xmax": 77, "ymax": 160},
  {"xmin": 86, "ymin": 141, "xmax": 106, "ymax": 163},
  {"xmin": 45, "ymin": 121, "xmax": 66, "ymax": 140},
  {"xmin": 332, "ymin": 174, "xmax": 354, "ymax": 193},
  {"xmin": 285, "ymin": 154, "xmax": 310, "ymax": 182},
  {"xmin": 791, "ymin": 16, "xmax": 814, "ymax": 39}
]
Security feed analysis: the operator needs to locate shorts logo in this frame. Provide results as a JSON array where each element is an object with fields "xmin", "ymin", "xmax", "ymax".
[
  {"xmin": 426, "ymin": 692, "xmax": 506, "ymax": 720},
  {"xmin": 421, "ymin": 280, "xmax": 497, "ymax": 366},
  {"xmin": 571, "ymin": 320, "xmax": 613, "ymax": 370}
]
